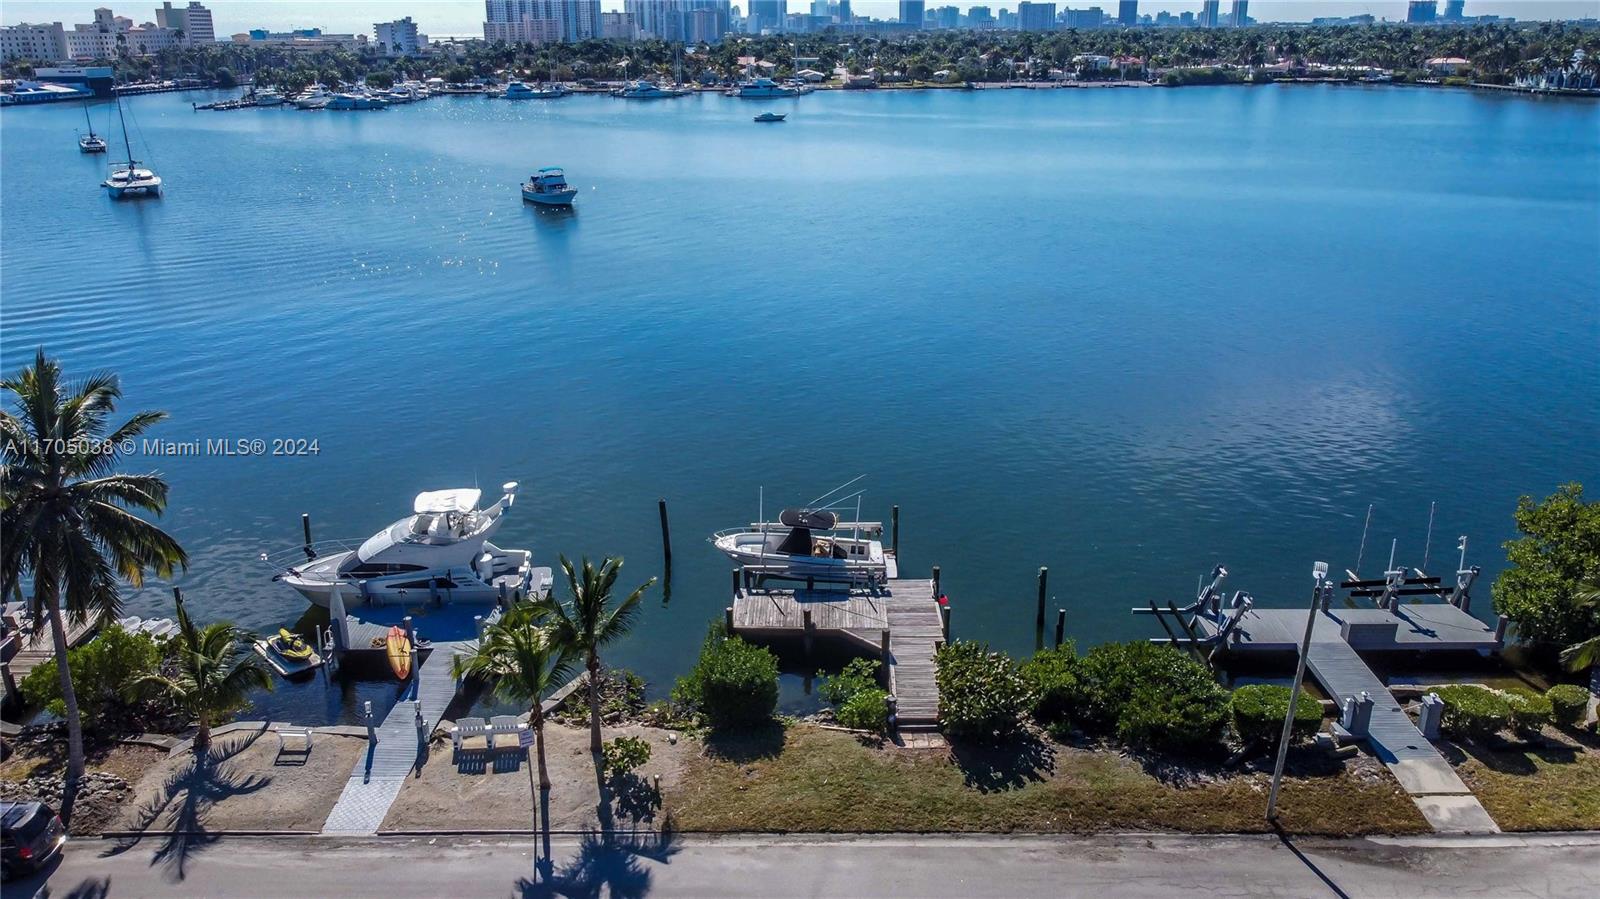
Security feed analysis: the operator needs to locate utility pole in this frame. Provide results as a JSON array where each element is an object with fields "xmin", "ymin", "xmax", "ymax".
[{"xmin": 1266, "ymin": 561, "xmax": 1328, "ymax": 823}]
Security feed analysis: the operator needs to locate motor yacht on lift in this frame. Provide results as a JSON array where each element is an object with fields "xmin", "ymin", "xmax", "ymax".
[{"xmin": 265, "ymin": 482, "xmax": 551, "ymax": 607}]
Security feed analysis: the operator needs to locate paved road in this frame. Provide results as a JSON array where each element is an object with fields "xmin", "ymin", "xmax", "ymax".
[{"xmin": 11, "ymin": 832, "xmax": 1598, "ymax": 898}]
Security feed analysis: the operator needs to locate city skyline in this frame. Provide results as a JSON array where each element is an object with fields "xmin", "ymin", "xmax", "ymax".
[{"xmin": 2, "ymin": 0, "xmax": 1594, "ymax": 35}]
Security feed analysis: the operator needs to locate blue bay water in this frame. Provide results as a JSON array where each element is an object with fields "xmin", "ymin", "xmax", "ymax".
[{"xmin": 2, "ymin": 85, "xmax": 1597, "ymax": 722}]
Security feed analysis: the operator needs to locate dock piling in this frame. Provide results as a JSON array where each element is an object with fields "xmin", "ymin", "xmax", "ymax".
[
  {"xmin": 658, "ymin": 499, "xmax": 672, "ymax": 577},
  {"xmin": 1494, "ymin": 614, "xmax": 1509, "ymax": 644},
  {"xmin": 803, "ymin": 609, "xmax": 814, "ymax": 657},
  {"xmin": 302, "ymin": 513, "xmax": 314, "ymax": 560},
  {"xmin": 932, "ymin": 565, "xmax": 941, "ymax": 596},
  {"xmin": 880, "ymin": 628, "xmax": 891, "ymax": 662},
  {"xmin": 891, "ymin": 505, "xmax": 900, "ymax": 558},
  {"xmin": 940, "ymin": 604, "xmax": 950, "ymax": 641},
  {"xmin": 1055, "ymin": 608, "xmax": 1066, "ymax": 649},
  {"xmin": 731, "ymin": 568, "xmax": 740, "ymax": 599},
  {"xmin": 724, "ymin": 605, "xmax": 734, "ymax": 632},
  {"xmin": 1036, "ymin": 567, "xmax": 1048, "ymax": 632}
]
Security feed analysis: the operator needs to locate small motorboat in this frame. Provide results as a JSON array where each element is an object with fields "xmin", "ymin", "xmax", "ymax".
[
  {"xmin": 710, "ymin": 478, "xmax": 891, "ymax": 586},
  {"xmin": 754, "ymin": 112, "xmax": 787, "ymax": 123},
  {"xmin": 386, "ymin": 626, "xmax": 413, "ymax": 680},
  {"xmin": 521, "ymin": 167, "xmax": 578, "ymax": 207}
]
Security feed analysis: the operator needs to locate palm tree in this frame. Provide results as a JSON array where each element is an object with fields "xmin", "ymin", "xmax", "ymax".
[
  {"xmin": 1, "ymin": 349, "xmax": 187, "ymax": 817},
  {"xmin": 1559, "ymin": 576, "xmax": 1600, "ymax": 674},
  {"xmin": 540, "ymin": 556, "xmax": 655, "ymax": 753},
  {"xmin": 137, "ymin": 592, "xmax": 271, "ymax": 754},
  {"xmin": 453, "ymin": 602, "xmax": 575, "ymax": 793}
]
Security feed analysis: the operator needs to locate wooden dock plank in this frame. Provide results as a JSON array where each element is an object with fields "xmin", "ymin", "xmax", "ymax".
[{"xmin": 731, "ymin": 578, "xmax": 943, "ymax": 732}]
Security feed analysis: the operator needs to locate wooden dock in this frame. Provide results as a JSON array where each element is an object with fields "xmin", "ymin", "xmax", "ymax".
[
  {"xmin": 730, "ymin": 577, "xmax": 943, "ymax": 732},
  {"xmin": 2, "ymin": 614, "xmax": 101, "ymax": 710}
]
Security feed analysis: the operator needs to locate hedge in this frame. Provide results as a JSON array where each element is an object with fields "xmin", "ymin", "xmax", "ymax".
[
  {"xmin": 672, "ymin": 624, "xmax": 779, "ymax": 730},
  {"xmin": 1077, "ymin": 641, "xmax": 1230, "ymax": 752},
  {"xmin": 1504, "ymin": 688, "xmax": 1554, "ymax": 737},
  {"xmin": 1019, "ymin": 644, "xmax": 1080, "ymax": 727},
  {"xmin": 1433, "ymin": 684, "xmax": 1511, "ymax": 739},
  {"xmin": 836, "ymin": 687, "xmax": 890, "ymax": 734},
  {"xmin": 934, "ymin": 640, "xmax": 1032, "ymax": 742},
  {"xmin": 1230, "ymin": 683, "xmax": 1323, "ymax": 746},
  {"xmin": 1546, "ymin": 684, "xmax": 1590, "ymax": 728}
]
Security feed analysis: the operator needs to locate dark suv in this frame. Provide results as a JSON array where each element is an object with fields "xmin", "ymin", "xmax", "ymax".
[{"xmin": 0, "ymin": 801, "xmax": 66, "ymax": 879}]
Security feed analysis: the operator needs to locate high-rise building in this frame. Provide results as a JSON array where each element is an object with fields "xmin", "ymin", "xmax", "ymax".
[
  {"xmin": 933, "ymin": 5, "xmax": 960, "ymax": 27},
  {"xmin": 374, "ymin": 17, "xmax": 423, "ymax": 55},
  {"xmin": 1064, "ymin": 7, "xmax": 1104, "ymax": 28},
  {"xmin": 1406, "ymin": 1, "xmax": 1438, "ymax": 23},
  {"xmin": 898, "ymin": 1, "xmax": 925, "ymax": 26},
  {"xmin": 154, "ymin": 2, "xmax": 213, "ymax": 45},
  {"xmin": 748, "ymin": 0, "xmax": 785, "ymax": 32},
  {"xmin": 1198, "ymin": 0, "xmax": 1219, "ymax": 27},
  {"xmin": 626, "ymin": 2, "xmax": 730, "ymax": 40},
  {"xmin": 1229, "ymin": 0, "xmax": 1247, "ymax": 26},
  {"xmin": 1117, "ymin": 1, "xmax": 1137, "ymax": 26},
  {"xmin": 1017, "ymin": 1, "xmax": 1055, "ymax": 30},
  {"xmin": 601, "ymin": 11, "xmax": 638, "ymax": 38},
  {"xmin": 483, "ymin": 1, "xmax": 601, "ymax": 43},
  {"xmin": 969, "ymin": 5, "xmax": 994, "ymax": 27},
  {"xmin": 0, "ymin": 22, "xmax": 70, "ymax": 61},
  {"xmin": 1443, "ymin": 0, "xmax": 1465, "ymax": 20},
  {"xmin": 837, "ymin": 0, "xmax": 851, "ymax": 25}
]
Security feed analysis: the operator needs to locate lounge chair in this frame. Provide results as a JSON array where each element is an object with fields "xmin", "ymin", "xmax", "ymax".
[
  {"xmin": 487, "ymin": 715, "xmax": 526, "ymax": 751},
  {"xmin": 451, "ymin": 716, "xmax": 488, "ymax": 751}
]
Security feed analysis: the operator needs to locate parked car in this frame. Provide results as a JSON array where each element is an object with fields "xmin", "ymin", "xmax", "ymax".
[{"xmin": 0, "ymin": 801, "xmax": 66, "ymax": 879}]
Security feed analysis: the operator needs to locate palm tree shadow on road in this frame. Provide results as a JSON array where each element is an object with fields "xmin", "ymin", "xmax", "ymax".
[
  {"xmin": 514, "ymin": 822, "xmax": 680, "ymax": 899},
  {"xmin": 97, "ymin": 729, "xmax": 272, "ymax": 882}
]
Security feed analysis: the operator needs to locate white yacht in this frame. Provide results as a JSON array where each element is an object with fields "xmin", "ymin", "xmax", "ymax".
[
  {"xmin": 267, "ymin": 483, "xmax": 550, "ymax": 607},
  {"xmin": 254, "ymin": 87, "xmax": 284, "ymax": 106},
  {"xmin": 731, "ymin": 77, "xmax": 801, "ymax": 98},
  {"xmin": 503, "ymin": 81, "xmax": 538, "ymax": 99},
  {"xmin": 521, "ymin": 167, "xmax": 578, "ymax": 206},
  {"xmin": 327, "ymin": 92, "xmax": 388, "ymax": 110},
  {"xmin": 614, "ymin": 80, "xmax": 689, "ymax": 99},
  {"xmin": 527, "ymin": 83, "xmax": 570, "ymax": 98},
  {"xmin": 103, "ymin": 92, "xmax": 160, "ymax": 199},
  {"xmin": 293, "ymin": 85, "xmax": 333, "ymax": 109}
]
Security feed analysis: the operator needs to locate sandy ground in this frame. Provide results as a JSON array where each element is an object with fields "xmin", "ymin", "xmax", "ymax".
[
  {"xmin": 0, "ymin": 742, "xmax": 167, "ymax": 835},
  {"xmin": 116, "ymin": 727, "xmax": 364, "ymax": 833},
  {"xmin": 381, "ymin": 722, "xmax": 694, "ymax": 832}
]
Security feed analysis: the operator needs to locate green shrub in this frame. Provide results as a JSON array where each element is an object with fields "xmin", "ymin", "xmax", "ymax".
[
  {"xmin": 934, "ymin": 640, "xmax": 1031, "ymax": 742},
  {"xmin": 601, "ymin": 735, "xmax": 652, "ymax": 781},
  {"xmin": 1490, "ymin": 483, "xmax": 1600, "ymax": 648},
  {"xmin": 1434, "ymin": 684, "xmax": 1511, "ymax": 739},
  {"xmin": 1503, "ymin": 687, "xmax": 1554, "ymax": 736},
  {"xmin": 1546, "ymin": 684, "xmax": 1590, "ymax": 727},
  {"xmin": 672, "ymin": 623, "xmax": 779, "ymax": 730},
  {"xmin": 1075, "ymin": 641, "xmax": 1230, "ymax": 751},
  {"xmin": 1230, "ymin": 684, "xmax": 1323, "ymax": 746},
  {"xmin": 19, "ymin": 623, "xmax": 164, "ymax": 724},
  {"xmin": 1020, "ymin": 644, "xmax": 1081, "ymax": 727},
  {"xmin": 817, "ymin": 658, "xmax": 881, "ymax": 707},
  {"xmin": 835, "ymin": 687, "xmax": 890, "ymax": 734}
]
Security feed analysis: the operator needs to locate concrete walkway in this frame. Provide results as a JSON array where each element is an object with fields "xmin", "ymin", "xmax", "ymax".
[
  {"xmin": 1306, "ymin": 640, "xmax": 1498, "ymax": 834},
  {"xmin": 320, "ymin": 640, "xmax": 466, "ymax": 835}
]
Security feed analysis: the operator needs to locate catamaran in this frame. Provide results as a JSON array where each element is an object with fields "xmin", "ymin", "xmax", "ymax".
[
  {"xmin": 265, "ymin": 482, "xmax": 550, "ymax": 607},
  {"xmin": 710, "ymin": 478, "xmax": 891, "ymax": 584},
  {"xmin": 102, "ymin": 91, "xmax": 160, "ymax": 198},
  {"xmin": 77, "ymin": 97, "xmax": 106, "ymax": 153}
]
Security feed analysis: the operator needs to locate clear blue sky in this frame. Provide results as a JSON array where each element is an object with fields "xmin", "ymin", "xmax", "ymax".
[{"xmin": 3, "ymin": 1, "xmax": 1594, "ymax": 35}]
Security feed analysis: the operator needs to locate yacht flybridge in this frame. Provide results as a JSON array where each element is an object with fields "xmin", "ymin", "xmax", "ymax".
[
  {"xmin": 710, "ymin": 479, "xmax": 891, "ymax": 585},
  {"xmin": 267, "ymin": 482, "xmax": 551, "ymax": 607}
]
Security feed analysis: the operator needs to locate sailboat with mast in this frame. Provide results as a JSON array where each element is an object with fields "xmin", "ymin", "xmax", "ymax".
[
  {"xmin": 77, "ymin": 97, "xmax": 106, "ymax": 153},
  {"xmin": 102, "ymin": 90, "xmax": 161, "ymax": 198}
]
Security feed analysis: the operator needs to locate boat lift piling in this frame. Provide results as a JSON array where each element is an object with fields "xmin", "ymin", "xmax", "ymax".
[
  {"xmin": 1054, "ymin": 608, "xmax": 1066, "ymax": 650},
  {"xmin": 1036, "ymin": 567, "xmax": 1048, "ymax": 634},
  {"xmin": 301, "ymin": 513, "xmax": 315, "ymax": 560},
  {"xmin": 658, "ymin": 499, "xmax": 672, "ymax": 579},
  {"xmin": 891, "ymin": 505, "xmax": 900, "ymax": 558}
]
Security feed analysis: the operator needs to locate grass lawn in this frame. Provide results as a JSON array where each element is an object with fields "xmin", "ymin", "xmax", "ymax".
[
  {"xmin": 671, "ymin": 725, "xmax": 1428, "ymax": 835},
  {"xmin": 1446, "ymin": 729, "xmax": 1600, "ymax": 831}
]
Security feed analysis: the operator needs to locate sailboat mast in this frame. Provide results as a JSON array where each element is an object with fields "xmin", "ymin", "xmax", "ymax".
[{"xmin": 114, "ymin": 91, "xmax": 134, "ymax": 168}]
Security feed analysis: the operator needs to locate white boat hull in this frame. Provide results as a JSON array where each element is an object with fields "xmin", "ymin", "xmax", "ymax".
[
  {"xmin": 522, "ymin": 188, "xmax": 578, "ymax": 206},
  {"xmin": 104, "ymin": 175, "xmax": 162, "ymax": 198},
  {"xmin": 280, "ymin": 549, "xmax": 553, "ymax": 608},
  {"xmin": 712, "ymin": 532, "xmax": 886, "ymax": 580}
]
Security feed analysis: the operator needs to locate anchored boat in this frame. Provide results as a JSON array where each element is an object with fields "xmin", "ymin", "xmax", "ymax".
[
  {"xmin": 521, "ymin": 167, "xmax": 578, "ymax": 206},
  {"xmin": 265, "ymin": 482, "xmax": 551, "ymax": 607}
]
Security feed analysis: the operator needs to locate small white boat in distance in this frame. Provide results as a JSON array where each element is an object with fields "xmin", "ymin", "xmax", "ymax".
[
  {"xmin": 522, "ymin": 167, "xmax": 578, "ymax": 206},
  {"xmin": 254, "ymin": 87, "xmax": 284, "ymax": 106},
  {"xmin": 614, "ymin": 80, "xmax": 689, "ymax": 99},
  {"xmin": 731, "ymin": 77, "xmax": 801, "ymax": 98},
  {"xmin": 293, "ymin": 85, "xmax": 332, "ymax": 109},
  {"xmin": 78, "ymin": 133, "xmax": 107, "ymax": 153},
  {"xmin": 503, "ymin": 81, "xmax": 537, "ymax": 99},
  {"xmin": 754, "ymin": 112, "xmax": 786, "ymax": 123},
  {"xmin": 528, "ymin": 83, "xmax": 570, "ymax": 98},
  {"xmin": 266, "ymin": 482, "xmax": 551, "ymax": 607}
]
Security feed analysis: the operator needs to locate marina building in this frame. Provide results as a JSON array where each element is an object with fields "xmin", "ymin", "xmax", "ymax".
[{"xmin": 374, "ymin": 16, "xmax": 425, "ymax": 56}]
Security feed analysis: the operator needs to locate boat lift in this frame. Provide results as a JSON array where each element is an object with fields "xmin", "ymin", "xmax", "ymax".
[{"xmin": 1131, "ymin": 564, "xmax": 1257, "ymax": 663}]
